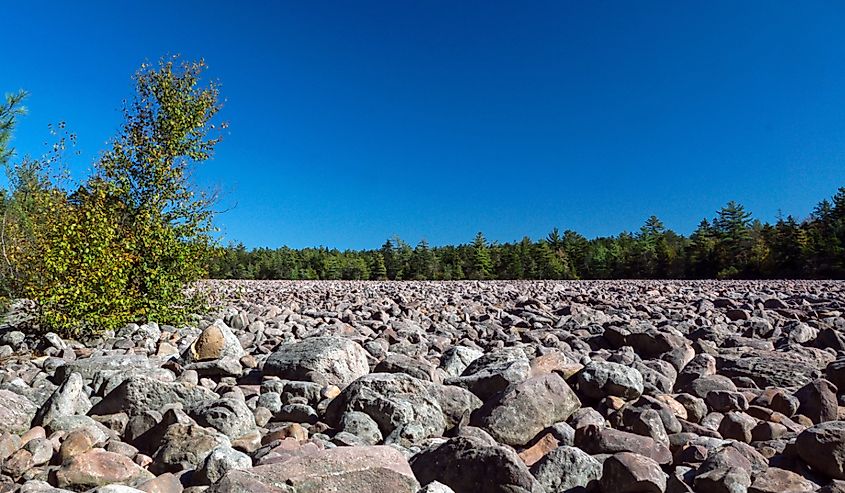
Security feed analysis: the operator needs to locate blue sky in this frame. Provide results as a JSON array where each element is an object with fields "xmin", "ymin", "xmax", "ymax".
[{"xmin": 3, "ymin": 2, "xmax": 844, "ymax": 249}]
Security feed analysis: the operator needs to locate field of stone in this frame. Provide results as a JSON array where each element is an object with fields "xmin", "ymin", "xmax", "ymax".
[{"xmin": 1, "ymin": 279, "xmax": 845, "ymax": 492}]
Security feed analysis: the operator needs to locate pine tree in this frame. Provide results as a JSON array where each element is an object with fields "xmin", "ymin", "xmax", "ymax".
[
  {"xmin": 370, "ymin": 252, "xmax": 388, "ymax": 280},
  {"xmin": 471, "ymin": 232, "xmax": 493, "ymax": 279},
  {"xmin": 713, "ymin": 201, "xmax": 753, "ymax": 277},
  {"xmin": 0, "ymin": 91, "xmax": 27, "ymax": 167}
]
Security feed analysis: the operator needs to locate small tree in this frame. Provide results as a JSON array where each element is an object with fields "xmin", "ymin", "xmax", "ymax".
[
  {"xmin": 0, "ymin": 91, "xmax": 27, "ymax": 167},
  {"xmin": 471, "ymin": 232, "xmax": 493, "ymax": 279},
  {"xmin": 1, "ymin": 57, "xmax": 224, "ymax": 336},
  {"xmin": 369, "ymin": 252, "xmax": 388, "ymax": 280},
  {"xmin": 94, "ymin": 57, "xmax": 223, "ymax": 322}
]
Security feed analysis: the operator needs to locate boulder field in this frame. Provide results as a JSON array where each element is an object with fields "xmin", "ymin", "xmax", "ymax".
[{"xmin": 0, "ymin": 279, "xmax": 844, "ymax": 492}]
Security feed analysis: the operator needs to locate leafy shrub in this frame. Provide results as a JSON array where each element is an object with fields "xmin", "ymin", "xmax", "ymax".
[{"xmin": 1, "ymin": 57, "xmax": 222, "ymax": 337}]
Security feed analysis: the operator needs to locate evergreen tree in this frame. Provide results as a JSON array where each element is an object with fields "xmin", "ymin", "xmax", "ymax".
[
  {"xmin": 471, "ymin": 232, "xmax": 493, "ymax": 279},
  {"xmin": 713, "ymin": 201, "xmax": 753, "ymax": 277},
  {"xmin": 688, "ymin": 219, "xmax": 717, "ymax": 278},
  {"xmin": 0, "ymin": 91, "xmax": 27, "ymax": 167},
  {"xmin": 370, "ymin": 252, "xmax": 388, "ymax": 280}
]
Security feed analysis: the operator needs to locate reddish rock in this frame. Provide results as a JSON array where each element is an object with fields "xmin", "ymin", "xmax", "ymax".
[
  {"xmin": 600, "ymin": 452, "xmax": 666, "ymax": 493},
  {"xmin": 211, "ymin": 445, "xmax": 418, "ymax": 493},
  {"xmin": 59, "ymin": 428, "xmax": 98, "ymax": 462},
  {"xmin": 518, "ymin": 432, "xmax": 559, "ymax": 467},
  {"xmin": 55, "ymin": 448, "xmax": 154, "ymax": 490}
]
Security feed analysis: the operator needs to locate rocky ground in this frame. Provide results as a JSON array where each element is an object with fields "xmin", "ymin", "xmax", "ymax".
[{"xmin": 1, "ymin": 280, "xmax": 845, "ymax": 492}]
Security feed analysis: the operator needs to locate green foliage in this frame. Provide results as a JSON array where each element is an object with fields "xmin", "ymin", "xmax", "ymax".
[
  {"xmin": 0, "ymin": 91, "xmax": 27, "ymax": 167},
  {"xmin": 1, "ymin": 57, "xmax": 222, "ymax": 337},
  {"xmin": 470, "ymin": 232, "xmax": 493, "ymax": 279},
  {"xmin": 208, "ymin": 189, "xmax": 845, "ymax": 281}
]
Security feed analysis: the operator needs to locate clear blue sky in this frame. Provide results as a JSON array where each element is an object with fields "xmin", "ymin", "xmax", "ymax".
[{"xmin": 4, "ymin": 2, "xmax": 844, "ymax": 249}]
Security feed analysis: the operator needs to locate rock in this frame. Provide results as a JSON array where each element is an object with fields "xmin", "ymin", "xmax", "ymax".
[
  {"xmin": 151, "ymin": 424, "xmax": 230, "ymax": 474},
  {"xmin": 263, "ymin": 336, "xmax": 369, "ymax": 388},
  {"xmin": 55, "ymin": 449, "xmax": 154, "ymax": 490},
  {"xmin": 325, "ymin": 373, "xmax": 447, "ymax": 443},
  {"xmin": 748, "ymin": 467, "xmax": 818, "ymax": 493},
  {"xmin": 575, "ymin": 424, "xmax": 671, "ymax": 464},
  {"xmin": 189, "ymin": 398, "xmax": 257, "ymax": 440},
  {"xmin": 529, "ymin": 445, "xmax": 601, "ymax": 492},
  {"xmin": 794, "ymin": 378, "xmax": 838, "ymax": 424},
  {"xmin": 410, "ymin": 436, "xmax": 542, "ymax": 493},
  {"xmin": 578, "ymin": 361, "xmax": 644, "ymax": 401},
  {"xmin": 427, "ymin": 383, "xmax": 483, "ymax": 429},
  {"xmin": 56, "ymin": 355, "xmax": 160, "ymax": 382},
  {"xmin": 194, "ymin": 445, "xmax": 252, "ymax": 485},
  {"xmin": 340, "ymin": 411, "xmax": 383, "ymax": 445},
  {"xmin": 211, "ymin": 445, "xmax": 419, "ymax": 493},
  {"xmin": 187, "ymin": 320, "xmax": 244, "ymax": 362},
  {"xmin": 445, "ymin": 349, "xmax": 531, "ymax": 401},
  {"xmin": 718, "ymin": 412, "xmax": 758, "ymax": 443},
  {"xmin": 796, "ymin": 421, "xmax": 845, "ymax": 480},
  {"xmin": 0, "ymin": 389, "xmax": 37, "ymax": 435},
  {"xmin": 518, "ymin": 432, "xmax": 560, "ymax": 467},
  {"xmin": 375, "ymin": 353, "xmax": 440, "ymax": 382},
  {"xmin": 90, "ymin": 376, "xmax": 218, "ymax": 417},
  {"xmin": 59, "ymin": 428, "xmax": 99, "ymax": 462},
  {"xmin": 600, "ymin": 452, "xmax": 666, "ymax": 493},
  {"xmin": 134, "ymin": 472, "xmax": 183, "ymax": 493},
  {"xmin": 34, "ymin": 372, "xmax": 86, "ymax": 426},
  {"xmin": 693, "ymin": 445, "xmax": 753, "ymax": 493},
  {"xmin": 717, "ymin": 349, "xmax": 831, "ymax": 388},
  {"xmin": 471, "ymin": 372, "xmax": 580, "ymax": 447},
  {"xmin": 419, "ymin": 482, "xmax": 456, "ymax": 493},
  {"xmin": 439, "ymin": 347, "xmax": 484, "ymax": 378}
]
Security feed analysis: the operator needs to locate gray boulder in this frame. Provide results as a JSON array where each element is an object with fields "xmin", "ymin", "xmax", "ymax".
[
  {"xmin": 529, "ymin": 446, "xmax": 601, "ymax": 493},
  {"xmin": 264, "ymin": 336, "xmax": 369, "ymax": 388},
  {"xmin": 471, "ymin": 373, "xmax": 580, "ymax": 447},
  {"xmin": 90, "ymin": 376, "xmax": 217, "ymax": 417}
]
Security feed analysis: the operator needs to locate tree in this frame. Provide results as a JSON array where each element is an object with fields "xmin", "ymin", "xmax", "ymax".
[
  {"xmin": 0, "ymin": 91, "xmax": 27, "ymax": 167},
  {"xmin": 410, "ymin": 239, "xmax": 436, "ymax": 279},
  {"xmin": 369, "ymin": 252, "xmax": 388, "ymax": 280},
  {"xmin": 562, "ymin": 230, "xmax": 588, "ymax": 278},
  {"xmin": 470, "ymin": 232, "xmax": 493, "ymax": 279},
  {"xmin": 94, "ymin": 57, "xmax": 223, "ymax": 322},
  {"xmin": 1, "ymin": 57, "xmax": 224, "ymax": 336},
  {"xmin": 713, "ymin": 201, "xmax": 753, "ymax": 277},
  {"xmin": 687, "ymin": 219, "xmax": 717, "ymax": 278}
]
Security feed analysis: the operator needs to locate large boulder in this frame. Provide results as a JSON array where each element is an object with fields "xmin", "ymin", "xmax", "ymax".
[
  {"xmin": 529, "ymin": 446, "xmax": 601, "ymax": 493},
  {"xmin": 56, "ymin": 355, "xmax": 160, "ymax": 382},
  {"xmin": 210, "ymin": 446, "xmax": 419, "ymax": 493},
  {"xmin": 717, "ymin": 349, "xmax": 832, "ymax": 388},
  {"xmin": 186, "ymin": 320, "xmax": 245, "ymax": 363},
  {"xmin": 471, "ymin": 373, "xmax": 580, "ymax": 447},
  {"xmin": 578, "ymin": 361, "xmax": 644, "ymax": 401},
  {"xmin": 600, "ymin": 452, "xmax": 666, "ymax": 493},
  {"xmin": 55, "ymin": 448, "xmax": 154, "ymax": 490},
  {"xmin": 89, "ymin": 376, "xmax": 217, "ymax": 417},
  {"xmin": 34, "ymin": 372, "xmax": 87, "ymax": 426},
  {"xmin": 796, "ymin": 421, "xmax": 845, "ymax": 480},
  {"xmin": 445, "ymin": 349, "xmax": 531, "ymax": 401},
  {"xmin": 0, "ymin": 390, "xmax": 37, "ymax": 435},
  {"xmin": 325, "ymin": 373, "xmax": 446, "ymax": 443},
  {"xmin": 263, "ymin": 336, "xmax": 369, "ymax": 388},
  {"xmin": 410, "ymin": 436, "xmax": 543, "ymax": 493},
  {"xmin": 189, "ymin": 398, "xmax": 257, "ymax": 440},
  {"xmin": 151, "ymin": 423, "xmax": 231, "ymax": 474}
]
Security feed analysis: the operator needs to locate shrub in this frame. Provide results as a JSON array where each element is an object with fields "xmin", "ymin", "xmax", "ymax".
[{"xmin": 1, "ymin": 57, "xmax": 223, "ymax": 337}]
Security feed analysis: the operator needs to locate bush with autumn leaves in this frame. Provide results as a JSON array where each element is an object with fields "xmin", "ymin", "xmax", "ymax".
[{"xmin": 0, "ymin": 57, "xmax": 222, "ymax": 337}]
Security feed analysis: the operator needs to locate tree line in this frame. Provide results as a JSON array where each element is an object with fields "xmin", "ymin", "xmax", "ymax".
[{"xmin": 210, "ymin": 193, "xmax": 845, "ymax": 281}]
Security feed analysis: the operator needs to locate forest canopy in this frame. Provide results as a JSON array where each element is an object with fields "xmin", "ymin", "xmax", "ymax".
[{"xmin": 210, "ymin": 192, "xmax": 845, "ymax": 281}]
